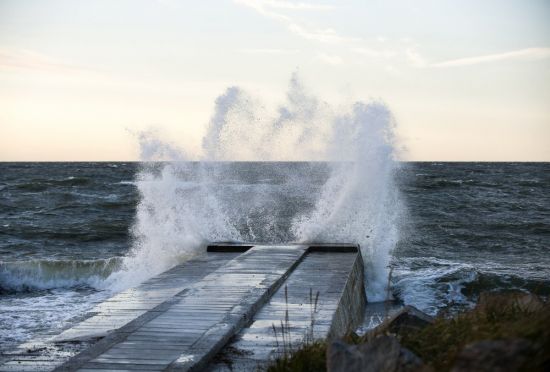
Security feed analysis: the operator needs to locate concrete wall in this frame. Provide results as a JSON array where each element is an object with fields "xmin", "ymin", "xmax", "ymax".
[{"xmin": 328, "ymin": 250, "xmax": 366, "ymax": 339}]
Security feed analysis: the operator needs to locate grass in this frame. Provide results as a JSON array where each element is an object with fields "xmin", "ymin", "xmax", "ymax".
[
  {"xmin": 266, "ymin": 291, "xmax": 550, "ymax": 372},
  {"xmin": 399, "ymin": 292, "xmax": 550, "ymax": 371},
  {"xmin": 267, "ymin": 340, "xmax": 327, "ymax": 372},
  {"xmin": 268, "ymin": 287, "xmax": 323, "ymax": 372}
]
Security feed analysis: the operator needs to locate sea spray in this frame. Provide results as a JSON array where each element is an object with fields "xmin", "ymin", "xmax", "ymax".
[
  {"xmin": 112, "ymin": 74, "xmax": 404, "ymax": 300},
  {"xmin": 106, "ymin": 163, "xmax": 242, "ymax": 290}
]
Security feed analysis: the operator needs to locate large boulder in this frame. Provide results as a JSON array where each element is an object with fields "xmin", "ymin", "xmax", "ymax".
[
  {"xmin": 367, "ymin": 305, "xmax": 434, "ymax": 339},
  {"xmin": 451, "ymin": 339, "xmax": 536, "ymax": 372},
  {"xmin": 327, "ymin": 335, "xmax": 427, "ymax": 372}
]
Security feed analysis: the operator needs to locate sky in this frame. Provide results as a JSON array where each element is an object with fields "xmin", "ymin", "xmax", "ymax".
[{"xmin": 0, "ymin": 0, "xmax": 549, "ymax": 161}]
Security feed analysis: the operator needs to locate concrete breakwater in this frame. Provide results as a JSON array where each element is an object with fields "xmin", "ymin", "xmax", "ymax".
[{"xmin": 0, "ymin": 243, "xmax": 366, "ymax": 371}]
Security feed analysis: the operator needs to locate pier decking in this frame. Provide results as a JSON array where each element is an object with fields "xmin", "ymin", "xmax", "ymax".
[{"xmin": 0, "ymin": 244, "xmax": 366, "ymax": 372}]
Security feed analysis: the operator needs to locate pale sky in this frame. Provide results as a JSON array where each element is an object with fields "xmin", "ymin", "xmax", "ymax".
[{"xmin": 1, "ymin": 0, "xmax": 549, "ymax": 161}]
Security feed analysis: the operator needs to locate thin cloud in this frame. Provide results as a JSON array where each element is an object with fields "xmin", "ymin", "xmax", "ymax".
[
  {"xmin": 353, "ymin": 47, "xmax": 396, "ymax": 59},
  {"xmin": 315, "ymin": 53, "xmax": 343, "ymax": 65},
  {"xmin": 0, "ymin": 47, "xmax": 90, "ymax": 74},
  {"xmin": 287, "ymin": 23, "xmax": 355, "ymax": 43},
  {"xmin": 235, "ymin": 0, "xmax": 291, "ymax": 22},
  {"xmin": 234, "ymin": 0, "xmax": 426, "ymax": 67},
  {"xmin": 406, "ymin": 47, "xmax": 427, "ymax": 68},
  {"xmin": 260, "ymin": 0, "xmax": 333, "ymax": 10},
  {"xmin": 241, "ymin": 48, "xmax": 298, "ymax": 54},
  {"xmin": 431, "ymin": 47, "xmax": 550, "ymax": 67},
  {"xmin": 234, "ymin": 0, "xmax": 354, "ymax": 44}
]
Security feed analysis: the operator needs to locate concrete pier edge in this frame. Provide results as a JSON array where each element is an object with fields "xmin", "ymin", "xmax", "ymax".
[{"xmin": 327, "ymin": 248, "xmax": 366, "ymax": 339}]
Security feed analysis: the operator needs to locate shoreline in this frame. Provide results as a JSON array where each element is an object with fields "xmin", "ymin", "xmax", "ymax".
[{"xmin": 268, "ymin": 290, "xmax": 550, "ymax": 372}]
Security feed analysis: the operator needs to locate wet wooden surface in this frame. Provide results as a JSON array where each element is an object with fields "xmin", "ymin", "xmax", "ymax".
[
  {"xmin": 57, "ymin": 245, "xmax": 308, "ymax": 371},
  {"xmin": 56, "ymin": 252, "xmax": 241, "ymax": 342},
  {"xmin": 207, "ymin": 251, "xmax": 363, "ymax": 371}
]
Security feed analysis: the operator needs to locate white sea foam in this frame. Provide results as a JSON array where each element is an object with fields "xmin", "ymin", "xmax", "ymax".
[
  {"xmin": 0, "ymin": 289, "xmax": 109, "ymax": 349},
  {"xmin": 392, "ymin": 257, "xmax": 477, "ymax": 315},
  {"xmin": 110, "ymin": 73, "xmax": 405, "ymax": 300}
]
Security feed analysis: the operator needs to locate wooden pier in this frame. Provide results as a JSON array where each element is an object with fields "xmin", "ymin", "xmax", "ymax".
[{"xmin": 0, "ymin": 244, "xmax": 366, "ymax": 372}]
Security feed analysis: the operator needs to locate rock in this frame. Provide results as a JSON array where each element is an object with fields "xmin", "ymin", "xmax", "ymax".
[
  {"xmin": 368, "ymin": 305, "xmax": 434, "ymax": 338},
  {"xmin": 327, "ymin": 335, "xmax": 426, "ymax": 372},
  {"xmin": 476, "ymin": 291, "xmax": 545, "ymax": 313},
  {"xmin": 451, "ymin": 339, "xmax": 535, "ymax": 372}
]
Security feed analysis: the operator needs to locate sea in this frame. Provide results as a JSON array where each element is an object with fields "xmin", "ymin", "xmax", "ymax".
[{"xmin": 1, "ymin": 161, "xmax": 549, "ymax": 352}]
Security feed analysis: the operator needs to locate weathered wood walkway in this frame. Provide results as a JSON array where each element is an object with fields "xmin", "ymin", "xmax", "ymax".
[{"xmin": 0, "ymin": 244, "xmax": 365, "ymax": 372}]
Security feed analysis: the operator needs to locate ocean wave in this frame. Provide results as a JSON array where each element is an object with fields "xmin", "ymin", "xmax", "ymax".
[
  {"xmin": 0, "ymin": 257, "xmax": 122, "ymax": 292},
  {"xmin": 485, "ymin": 221, "xmax": 550, "ymax": 234},
  {"xmin": 14, "ymin": 177, "xmax": 92, "ymax": 192},
  {"xmin": 0, "ymin": 288, "xmax": 109, "ymax": 350},
  {"xmin": 391, "ymin": 255, "xmax": 550, "ymax": 315},
  {"xmin": 129, "ymin": 78, "xmax": 404, "ymax": 301},
  {"xmin": 517, "ymin": 178, "xmax": 542, "ymax": 187},
  {"xmin": 53, "ymin": 176, "xmax": 92, "ymax": 186},
  {"xmin": 69, "ymin": 191, "xmax": 118, "ymax": 200},
  {"xmin": 15, "ymin": 182, "xmax": 49, "ymax": 192},
  {"xmin": 414, "ymin": 177, "xmax": 503, "ymax": 190},
  {"xmin": 462, "ymin": 272, "xmax": 550, "ymax": 297},
  {"xmin": 392, "ymin": 259, "xmax": 478, "ymax": 315},
  {"xmin": 8, "ymin": 225, "xmax": 129, "ymax": 242}
]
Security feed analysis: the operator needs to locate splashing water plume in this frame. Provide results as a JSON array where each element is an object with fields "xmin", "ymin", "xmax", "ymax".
[{"xmin": 110, "ymin": 74, "xmax": 404, "ymax": 301}]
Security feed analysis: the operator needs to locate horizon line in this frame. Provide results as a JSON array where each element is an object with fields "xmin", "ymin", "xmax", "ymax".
[{"xmin": 1, "ymin": 160, "xmax": 549, "ymax": 163}]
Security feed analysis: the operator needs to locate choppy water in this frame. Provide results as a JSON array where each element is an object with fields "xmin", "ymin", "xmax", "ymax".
[
  {"xmin": 393, "ymin": 162, "xmax": 550, "ymax": 314},
  {"xmin": 1, "ymin": 162, "xmax": 549, "ymax": 350}
]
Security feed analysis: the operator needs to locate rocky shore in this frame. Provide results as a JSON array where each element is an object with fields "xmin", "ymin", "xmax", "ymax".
[{"xmin": 268, "ymin": 291, "xmax": 549, "ymax": 372}]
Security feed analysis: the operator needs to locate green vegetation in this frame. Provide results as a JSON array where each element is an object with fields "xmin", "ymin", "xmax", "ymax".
[
  {"xmin": 399, "ymin": 292, "xmax": 550, "ymax": 371},
  {"xmin": 268, "ymin": 340, "xmax": 327, "ymax": 372},
  {"xmin": 266, "ymin": 292, "xmax": 550, "ymax": 372}
]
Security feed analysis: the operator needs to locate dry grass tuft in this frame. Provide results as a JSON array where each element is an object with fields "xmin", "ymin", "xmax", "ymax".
[{"xmin": 266, "ymin": 291, "xmax": 549, "ymax": 371}]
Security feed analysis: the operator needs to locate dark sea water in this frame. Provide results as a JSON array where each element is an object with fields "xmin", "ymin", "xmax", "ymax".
[
  {"xmin": 393, "ymin": 162, "xmax": 550, "ymax": 314},
  {"xmin": 0, "ymin": 162, "xmax": 549, "ymax": 350}
]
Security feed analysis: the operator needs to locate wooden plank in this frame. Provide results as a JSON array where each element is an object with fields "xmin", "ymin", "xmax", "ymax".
[
  {"xmin": 207, "ymin": 249, "xmax": 364, "ymax": 371},
  {"xmin": 51, "ymin": 253, "xmax": 238, "ymax": 343},
  {"xmin": 54, "ymin": 245, "xmax": 308, "ymax": 372}
]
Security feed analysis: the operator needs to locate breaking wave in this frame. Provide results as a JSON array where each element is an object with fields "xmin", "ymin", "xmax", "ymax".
[
  {"xmin": 0, "ymin": 258, "xmax": 121, "ymax": 293},
  {"xmin": 109, "ymin": 73, "xmax": 405, "ymax": 300}
]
